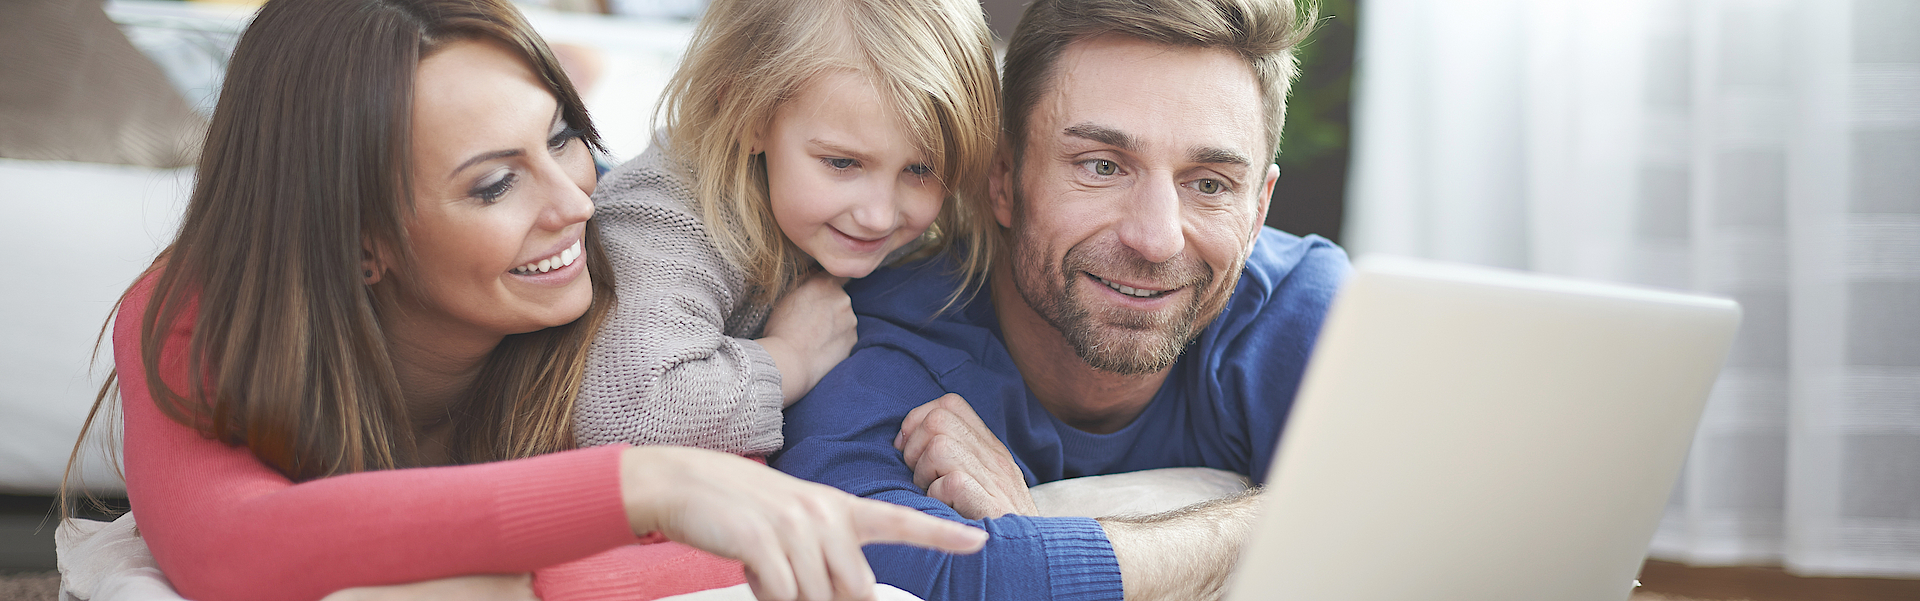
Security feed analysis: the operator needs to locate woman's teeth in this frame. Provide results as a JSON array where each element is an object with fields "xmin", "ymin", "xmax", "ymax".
[{"xmin": 511, "ymin": 241, "xmax": 582, "ymax": 275}]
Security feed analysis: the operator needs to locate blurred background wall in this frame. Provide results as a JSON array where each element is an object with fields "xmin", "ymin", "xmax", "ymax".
[{"xmin": 1345, "ymin": 0, "xmax": 1920, "ymax": 578}]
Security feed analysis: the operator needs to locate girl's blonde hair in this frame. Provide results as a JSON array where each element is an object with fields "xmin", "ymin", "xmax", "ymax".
[{"xmin": 659, "ymin": 0, "xmax": 1001, "ymax": 306}]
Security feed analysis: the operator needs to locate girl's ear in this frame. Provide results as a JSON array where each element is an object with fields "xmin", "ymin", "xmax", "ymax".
[{"xmin": 744, "ymin": 123, "xmax": 765, "ymax": 155}]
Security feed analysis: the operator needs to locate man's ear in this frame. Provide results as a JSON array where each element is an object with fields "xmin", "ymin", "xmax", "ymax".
[
  {"xmin": 989, "ymin": 148, "xmax": 1016, "ymax": 229},
  {"xmin": 1252, "ymin": 163, "xmax": 1278, "ymax": 247}
]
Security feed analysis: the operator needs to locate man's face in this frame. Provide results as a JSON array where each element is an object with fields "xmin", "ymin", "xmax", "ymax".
[{"xmin": 994, "ymin": 35, "xmax": 1278, "ymax": 376}]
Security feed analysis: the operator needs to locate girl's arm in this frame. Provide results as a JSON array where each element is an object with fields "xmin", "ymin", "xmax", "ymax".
[
  {"xmin": 755, "ymin": 272, "xmax": 856, "ymax": 406},
  {"xmin": 575, "ymin": 158, "xmax": 839, "ymax": 455}
]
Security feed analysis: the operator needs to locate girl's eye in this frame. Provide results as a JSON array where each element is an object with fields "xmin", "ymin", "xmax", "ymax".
[
  {"xmin": 825, "ymin": 158, "xmax": 857, "ymax": 170},
  {"xmin": 1194, "ymin": 179, "xmax": 1225, "ymax": 194},
  {"xmin": 548, "ymin": 124, "xmax": 584, "ymax": 153},
  {"xmin": 473, "ymin": 172, "xmax": 517, "ymax": 203},
  {"xmin": 906, "ymin": 164, "xmax": 933, "ymax": 176},
  {"xmin": 1090, "ymin": 159, "xmax": 1118, "ymax": 176}
]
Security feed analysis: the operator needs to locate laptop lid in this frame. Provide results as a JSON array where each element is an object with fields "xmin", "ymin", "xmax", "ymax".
[{"xmin": 1224, "ymin": 256, "xmax": 1740, "ymax": 601}]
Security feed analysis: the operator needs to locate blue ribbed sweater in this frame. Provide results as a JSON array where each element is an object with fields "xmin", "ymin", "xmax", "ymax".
[{"xmin": 775, "ymin": 228, "xmax": 1350, "ymax": 601}]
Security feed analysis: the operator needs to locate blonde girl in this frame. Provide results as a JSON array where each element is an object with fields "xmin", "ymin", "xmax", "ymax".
[{"xmin": 573, "ymin": 0, "xmax": 1000, "ymax": 453}]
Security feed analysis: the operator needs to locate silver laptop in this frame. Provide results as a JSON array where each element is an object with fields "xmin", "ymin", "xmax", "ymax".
[{"xmin": 1224, "ymin": 256, "xmax": 1741, "ymax": 601}]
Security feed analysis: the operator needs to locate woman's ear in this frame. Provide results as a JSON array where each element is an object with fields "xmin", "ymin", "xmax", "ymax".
[{"xmin": 361, "ymin": 241, "xmax": 387, "ymax": 286}]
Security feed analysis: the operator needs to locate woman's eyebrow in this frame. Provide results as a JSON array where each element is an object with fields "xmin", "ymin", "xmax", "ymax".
[
  {"xmin": 451, "ymin": 149, "xmax": 524, "ymax": 180},
  {"xmin": 451, "ymin": 102, "xmax": 564, "ymax": 180}
]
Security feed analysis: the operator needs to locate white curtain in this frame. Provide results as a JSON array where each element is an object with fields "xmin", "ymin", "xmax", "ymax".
[{"xmin": 1345, "ymin": 0, "xmax": 1920, "ymax": 577}]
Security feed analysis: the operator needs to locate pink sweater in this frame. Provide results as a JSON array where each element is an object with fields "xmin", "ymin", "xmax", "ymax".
[{"xmin": 115, "ymin": 275, "xmax": 747, "ymax": 601}]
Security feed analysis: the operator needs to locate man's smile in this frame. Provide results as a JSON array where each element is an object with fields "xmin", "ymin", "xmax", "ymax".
[{"xmin": 1087, "ymin": 272, "xmax": 1175, "ymax": 299}]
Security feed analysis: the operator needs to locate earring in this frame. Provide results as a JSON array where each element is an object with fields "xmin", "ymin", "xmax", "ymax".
[{"xmin": 364, "ymin": 269, "xmax": 374, "ymax": 279}]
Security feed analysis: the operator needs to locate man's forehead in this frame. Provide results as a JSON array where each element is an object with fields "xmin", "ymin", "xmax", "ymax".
[{"xmin": 1032, "ymin": 35, "xmax": 1267, "ymax": 160}]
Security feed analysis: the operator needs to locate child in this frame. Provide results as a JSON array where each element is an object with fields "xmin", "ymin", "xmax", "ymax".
[{"xmin": 573, "ymin": 0, "xmax": 1001, "ymax": 453}]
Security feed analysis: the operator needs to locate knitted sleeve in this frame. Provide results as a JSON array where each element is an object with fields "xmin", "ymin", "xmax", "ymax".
[{"xmin": 574, "ymin": 145, "xmax": 786, "ymax": 455}]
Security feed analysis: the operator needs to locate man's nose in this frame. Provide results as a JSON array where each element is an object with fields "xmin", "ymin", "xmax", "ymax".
[{"xmin": 1116, "ymin": 176, "xmax": 1183, "ymax": 263}]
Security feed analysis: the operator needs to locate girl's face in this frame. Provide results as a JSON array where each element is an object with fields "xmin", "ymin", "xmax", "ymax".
[
  {"xmin": 759, "ymin": 70, "xmax": 945, "ymax": 278},
  {"xmin": 390, "ymin": 39, "xmax": 597, "ymax": 342}
]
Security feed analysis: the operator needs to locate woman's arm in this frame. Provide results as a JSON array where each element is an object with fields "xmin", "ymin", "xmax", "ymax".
[
  {"xmin": 118, "ymin": 282, "xmax": 979, "ymax": 601},
  {"xmin": 118, "ymin": 311, "xmax": 643, "ymax": 601}
]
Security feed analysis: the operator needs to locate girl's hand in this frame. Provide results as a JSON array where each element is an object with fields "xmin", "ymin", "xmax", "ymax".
[
  {"xmin": 320, "ymin": 574, "xmax": 535, "ymax": 601},
  {"xmin": 619, "ymin": 446, "xmax": 987, "ymax": 601},
  {"xmin": 758, "ymin": 273, "xmax": 856, "ymax": 406}
]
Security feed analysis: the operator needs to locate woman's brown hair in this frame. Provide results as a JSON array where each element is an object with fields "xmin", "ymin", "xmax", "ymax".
[{"xmin": 62, "ymin": 0, "xmax": 616, "ymax": 512}]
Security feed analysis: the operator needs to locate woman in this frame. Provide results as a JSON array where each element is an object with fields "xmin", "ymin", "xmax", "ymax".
[{"xmin": 62, "ymin": 0, "xmax": 984, "ymax": 600}]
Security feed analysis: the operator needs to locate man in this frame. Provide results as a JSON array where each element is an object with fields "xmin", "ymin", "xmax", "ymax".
[{"xmin": 774, "ymin": 0, "xmax": 1347, "ymax": 599}]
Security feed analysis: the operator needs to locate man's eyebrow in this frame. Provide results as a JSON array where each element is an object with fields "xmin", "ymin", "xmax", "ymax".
[
  {"xmin": 452, "ymin": 149, "xmax": 524, "ymax": 180},
  {"xmin": 1189, "ymin": 146, "xmax": 1252, "ymax": 168},
  {"xmin": 1063, "ymin": 123, "xmax": 1136, "ymax": 151}
]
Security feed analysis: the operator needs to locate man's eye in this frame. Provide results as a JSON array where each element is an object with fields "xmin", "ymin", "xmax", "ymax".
[
  {"xmin": 1091, "ymin": 160, "xmax": 1118, "ymax": 176},
  {"xmin": 826, "ymin": 158, "xmax": 857, "ymax": 170},
  {"xmin": 1194, "ymin": 179, "xmax": 1224, "ymax": 194}
]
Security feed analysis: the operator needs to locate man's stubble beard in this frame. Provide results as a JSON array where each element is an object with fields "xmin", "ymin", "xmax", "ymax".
[{"xmin": 1005, "ymin": 187, "xmax": 1227, "ymax": 377}]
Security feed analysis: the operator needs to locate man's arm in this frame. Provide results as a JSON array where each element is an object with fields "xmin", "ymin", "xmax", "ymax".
[
  {"xmin": 777, "ymin": 346, "xmax": 1124, "ymax": 601},
  {"xmin": 896, "ymin": 393, "xmax": 1263, "ymax": 601},
  {"xmin": 1101, "ymin": 493, "xmax": 1261, "ymax": 601}
]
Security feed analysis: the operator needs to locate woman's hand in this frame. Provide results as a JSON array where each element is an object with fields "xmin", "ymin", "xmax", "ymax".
[
  {"xmin": 319, "ymin": 574, "xmax": 534, "ymax": 601},
  {"xmin": 758, "ymin": 273, "xmax": 856, "ymax": 406},
  {"xmin": 619, "ymin": 446, "xmax": 987, "ymax": 601}
]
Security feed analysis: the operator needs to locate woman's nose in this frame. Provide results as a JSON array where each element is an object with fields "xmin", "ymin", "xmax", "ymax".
[{"xmin": 541, "ymin": 162, "xmax": 596, "ymax": 229}]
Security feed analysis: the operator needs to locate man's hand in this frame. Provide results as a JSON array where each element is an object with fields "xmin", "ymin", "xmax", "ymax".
[{"xmin": 894, "ymin": 393, "xmax": 1039, "ymax": 519}]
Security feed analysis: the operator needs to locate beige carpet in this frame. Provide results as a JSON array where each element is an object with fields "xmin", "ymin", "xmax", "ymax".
[{"xmin": 0, "ymin": 571, "xmax": 58, "ymax": 601}]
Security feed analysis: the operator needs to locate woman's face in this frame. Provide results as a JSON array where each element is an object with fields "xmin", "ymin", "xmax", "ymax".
[
  {"xmin": 390, "ymin": 39, "xmax": 596, "ymax": 341},
  {"xmin": 760, "ymin": 70, "xmax": 945, "ymax": 278}
]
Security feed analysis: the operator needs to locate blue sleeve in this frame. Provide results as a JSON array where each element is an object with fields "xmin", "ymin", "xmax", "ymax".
[
  {"xmin": 1231, "ymin": 237, "xmax": 1352, "ymax": 484},
  {"xmin": 775, "ymin": 346, "xmax": 1124, "ymax": 601}
]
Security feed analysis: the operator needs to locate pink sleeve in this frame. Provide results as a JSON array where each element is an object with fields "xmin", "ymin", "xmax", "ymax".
[
  {"xmin": 115, "ymin": 280, "xmax": 741, "ymax": 601},
  {"xmin": 533, "ymin": 543, "xmax": 746, "ymax": 601}
]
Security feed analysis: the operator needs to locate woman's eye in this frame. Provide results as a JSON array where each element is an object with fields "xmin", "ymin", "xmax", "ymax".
[
  {"xmin": 1090, "ymin": 159, "xmax": 1118, "ymax": 176},
  {"xmin": 548, "ymin": 125, "xmax": 583, "ymax": 152},
  {"xmin": 825, "ymin": 158, "xmax": 857, "ymax": 170},
  {"xmin": 906, "ymin": 164, "xmax": 933, "ymax": 176},
  {"xmin": 473, "ymin": 172, "xmax": 516, "ymax": 203},
  {"xmin": 1194, "ymin": 179, "xmax": 1225, "ymax": 194}
]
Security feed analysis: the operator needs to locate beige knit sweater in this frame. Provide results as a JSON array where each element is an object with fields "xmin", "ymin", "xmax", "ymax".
[{"xmin": 573, "ymin": 139, "xmax": 785, "ymax": 455}]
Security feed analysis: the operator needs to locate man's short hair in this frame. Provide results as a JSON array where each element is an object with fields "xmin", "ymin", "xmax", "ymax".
[{"xmin": 1000, "ymin": 0, "xmax": 1315, "ymax": 164}]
